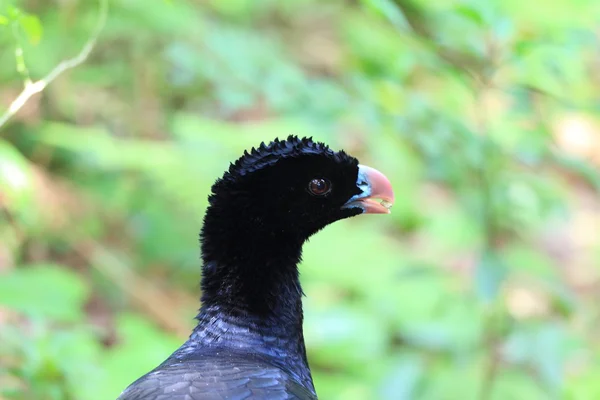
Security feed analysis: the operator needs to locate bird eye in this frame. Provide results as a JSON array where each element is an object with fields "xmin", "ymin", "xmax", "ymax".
[{"xmin": 308, "ymin": 178, "xmax": 331, "ymax": 196}]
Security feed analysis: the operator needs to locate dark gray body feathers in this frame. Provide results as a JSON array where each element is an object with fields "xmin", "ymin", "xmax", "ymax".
[{"xmin": 118, "ymin": 352, "xmax": 316, "ymax": 400}]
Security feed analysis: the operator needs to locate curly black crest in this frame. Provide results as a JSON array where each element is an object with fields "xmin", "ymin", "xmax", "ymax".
[{"xmin": 220, "ymin": 135, "xmax": 349, "ymax": 182}]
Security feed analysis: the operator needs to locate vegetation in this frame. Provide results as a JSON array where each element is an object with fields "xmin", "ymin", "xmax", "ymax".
[{"xmin": 1, "ymin": 0, "xmax": 599, "ymax": 399}]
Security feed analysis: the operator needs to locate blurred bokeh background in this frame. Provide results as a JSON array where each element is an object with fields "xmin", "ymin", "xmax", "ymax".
[{"xmin": 1, "ymin": 0, "xmax": 599, "ymax": 399}]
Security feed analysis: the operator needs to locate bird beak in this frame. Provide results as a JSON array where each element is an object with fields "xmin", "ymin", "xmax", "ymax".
[{"xmin": 342, "ymin": 165, "xmax": 395, "ymax": 214}]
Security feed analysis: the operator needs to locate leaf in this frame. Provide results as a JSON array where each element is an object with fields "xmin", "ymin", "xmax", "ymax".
[
  {"xmin": 18, "ymin": 14, "xmax": 43, "ymax": 45},
  {"xmin": 475, "ymin": 250, "xmax": 507, "ymax": 303},
  {"xmin": 362, "ymin": 0, "xmax": 410, "ymax": 31},
  {"xmin": 492, "ymin": 369, "xmax": 549, "ymax": 399},
  {"xmin": 503, "ymin": 323, "xmax": 568, "ymax": 394},
  {"xmin": 513, "ymin": 39, "xmax": 538, "ymax": 57},
  {"xmin": 1, "ymin": 321, "xmax": 105, "ymax": 400},
  {"xmin": 304, "ymin": 302, "xmax": 388, "ymax": 367},
  {"xmin": 0, "ymin": 139, "xmax": 33, "ymax": 195},
  {"xmin": 380, "ymin": 355, "xmax": 424, "ymax": 400},
  {"xmin": 454, "ymin": 5, "xmax": 485, "ymax": 26},
  {"xmin": 0, "ymin": 139, "xmax": 36, "ymax": 224},
  {"xmin": 0, "ymin": 264, "xmax": 89, "ymax": 322},
  {"xmin": 0, "ymin": 14, "xmax": 8, "ymax": 25},
  {"xmin": 503, "ymin": 244, "xmax": 558, "ymax": 279},
  {"xmin": 400, "ymin": 297, "xmax": 483, "ymax": 352},
  {"xmin": 302, "ymin": 219, "xmax": 402, "ymax": 294},
  {"xmin": 6, "ymin": 5, "xmax": 21, "ymax": 20},
  {"xmin": 312, "ymin": 371, "xmax": 375, "ymax": 400}
]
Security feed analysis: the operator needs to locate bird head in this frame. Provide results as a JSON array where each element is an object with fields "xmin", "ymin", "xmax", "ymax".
[{"xmin": 205, "ymin": 136, "xmax": 394, "ymax": 242}]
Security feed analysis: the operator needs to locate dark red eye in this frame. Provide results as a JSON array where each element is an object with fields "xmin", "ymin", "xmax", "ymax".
[{"xmin": 308, "ymin": 178, "xmax": 331, "ymax": 196}]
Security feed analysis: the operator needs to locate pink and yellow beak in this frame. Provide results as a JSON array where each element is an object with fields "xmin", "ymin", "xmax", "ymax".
[{"xmin": 342, "ymin": 165, "xmax": 395, "ymax": 214}]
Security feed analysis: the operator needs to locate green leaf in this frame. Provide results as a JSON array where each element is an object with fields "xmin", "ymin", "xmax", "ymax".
[
  {"xmin": 513, "ymin": 39, "xmax": 538, "ymax": 57},
  {"xmin": 0, "ymin": 264, "xmax": 89, "ymax": 322},
  {"xmin": 0, "ymin": 14, "xmax": 8, "ymax": 25},
  {"xmin": 19, "ymin": 14, "xmax": 43, "ymax": 45},
  {"xmin": 503, "ymin": 323, "xmax": 568, "ymax": 394},
  {"xmin": 1, "ymin": 321, "xmax": 105, "ymax": 400},
  {"xmin": 492, "ymin": 369, "xmax": 550, "ymax": 399},
  {"xmin": 0, "ymin": 139, "xmax": 36, "ymax": 224},
  {"xmin": 304, "ymin": 302, "xmax": 388, "ymax": 367},
  {"xmin": 454, "ymin": 5, "xmax": 485, "ymax": 26},
  {"xmin": 503, "ymin": 244, "xmax": 558, "ymax": 279},
  {"xmin": 312, "ymin": 371, "xmax": 375, "ymax": 400},
  {"xmin": 362, "ymin": 0, "xmax": 410, "ymax": 31},
  {"xmin": 380, "ymin": 355, "xmax": 424, "ymax": 400},
  {"xmin": 6, "ymin": 5, "xmax": 21, "ymax": 20}
]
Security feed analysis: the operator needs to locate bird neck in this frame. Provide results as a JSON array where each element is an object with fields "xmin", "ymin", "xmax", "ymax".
[
  {"xmin": 182, "ymin": 194, "xmax": 318, "ymax": 393},
  {"xmin": 198, "ymin": 254, "xmax": 305, "ymax": 326},
  {"xmin": 196, "ymin": 204, "xmax": 308, "ymax": 345},
  {"xmin": 190, "ymin": 232, "xmax": 312, "ymax": 389}
]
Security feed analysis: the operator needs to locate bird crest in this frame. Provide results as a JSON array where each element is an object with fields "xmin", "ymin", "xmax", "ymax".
[{"xmin": 225, "ymin": 135, "xmax": 333, "ymax": 179}]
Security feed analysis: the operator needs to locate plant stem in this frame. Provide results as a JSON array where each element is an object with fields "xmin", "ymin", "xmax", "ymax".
[{"xmin": 0, "ymin": 0, "xmax": 108, "ymax": 130}]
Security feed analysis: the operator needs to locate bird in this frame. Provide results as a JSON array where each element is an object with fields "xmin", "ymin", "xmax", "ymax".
[{"xmin": 117, "ymin": 135, "xmax": 394, "ymax": 400}]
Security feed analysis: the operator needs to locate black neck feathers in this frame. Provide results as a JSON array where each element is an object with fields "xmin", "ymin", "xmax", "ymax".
[{"xmin": 199, "ymin": 204, "xmax": 305, "ymax": 321}]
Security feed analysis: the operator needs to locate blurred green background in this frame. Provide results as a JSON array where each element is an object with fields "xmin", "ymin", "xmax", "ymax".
[{"xmin": 1, "ymin": 0, "xmax": 599, "ymax": 399}]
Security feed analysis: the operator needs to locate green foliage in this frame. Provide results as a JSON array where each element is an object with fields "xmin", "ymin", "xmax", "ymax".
[
  {"xmin": 0, "ymin": 264, "xmax": 89, "ymax": 322},
  {"xmin": 0, "ymin": 4, "xmax": 43, "ymax": 44},
  {"xmin": 1, "ymin": 0, "xmax": 599, "ymax": 399},
  {"xmin": 0, "ymin": 139, "xmax": 36, "ymax": 225}
]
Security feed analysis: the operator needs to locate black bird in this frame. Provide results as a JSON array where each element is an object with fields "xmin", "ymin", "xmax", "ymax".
[{"xmin": 117, "ymin": 136, "xmax": 394, "ymax": 400}]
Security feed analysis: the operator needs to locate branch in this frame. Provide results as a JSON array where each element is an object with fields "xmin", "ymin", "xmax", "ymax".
[{"xmin": 0, "ymin": 0, "xmax": 108, "ymax": 129}]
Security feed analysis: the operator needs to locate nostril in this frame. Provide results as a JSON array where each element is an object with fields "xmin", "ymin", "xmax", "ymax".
[{"xmin": 357, "ymin": 181, "xmax": 370, "ymax": 192}]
